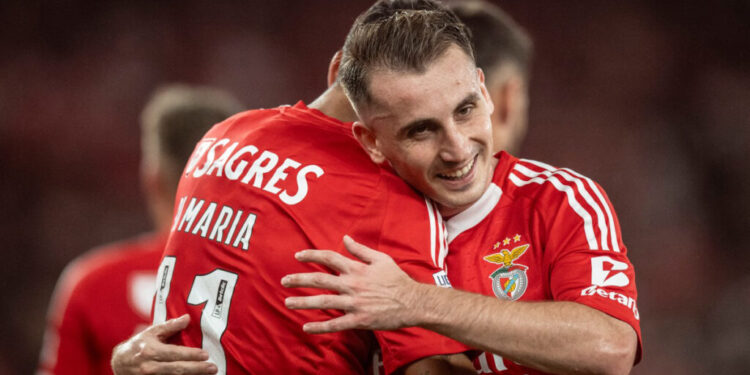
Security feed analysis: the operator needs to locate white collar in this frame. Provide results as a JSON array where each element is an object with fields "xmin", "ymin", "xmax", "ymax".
[{"xmin": 445, "ymin": 183, "xmax": 502, "ymax": 244}]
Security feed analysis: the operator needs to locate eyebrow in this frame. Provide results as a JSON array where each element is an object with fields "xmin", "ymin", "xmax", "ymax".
[
  {"xmin": 455, "ymin": 92, "xmax": 480, "ymax": 114},
  {"xmin": 396, "ymin": 92, "xmax": 481, "ymax": 139},
  {"xmin": 397, "ymin": 119, "xmax": 435, "ymax": 139}
]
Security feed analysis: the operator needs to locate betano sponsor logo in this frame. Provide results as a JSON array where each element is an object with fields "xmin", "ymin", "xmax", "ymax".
[
  {"xmin": 583, "ymin": 255, "xmax": 638, "ymax": 319},
  {"xmin": 591, "ymin": 256, "xmax": 629, "ymax": 287},
  {"xmin": 581, "ymin": 285, "xmax": 639, "ymax": 320}
]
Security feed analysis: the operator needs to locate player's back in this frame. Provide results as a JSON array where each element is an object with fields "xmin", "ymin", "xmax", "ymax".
[
  {"xmin": 154, "ymin": 102, "xmax": 445, "ymax": 374},
  {"xmin": 38, "ymin": 233, "xmax": 165, "ymax": 375}
]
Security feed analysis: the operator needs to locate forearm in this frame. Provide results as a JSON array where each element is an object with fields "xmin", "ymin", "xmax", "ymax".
[
  {"xmin": 282, "ymin": 238, "xmax": 637, "ymax": 373},
  {"xmin": 408, "ymin": 283, "xmax": 636, "ymax": 375}
]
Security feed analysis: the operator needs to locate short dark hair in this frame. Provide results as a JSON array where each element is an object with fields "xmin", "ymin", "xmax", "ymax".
[
  {"xmin": 339, "ymin": 0, "xmax": 474, "ymax": 105},
  {"xmin": 450, "ymin": 0, "xmax": 533, "ymax": 81},
  {"xmin": 141, "ymin": 84, "xmax": 243, "ymax": 188}
]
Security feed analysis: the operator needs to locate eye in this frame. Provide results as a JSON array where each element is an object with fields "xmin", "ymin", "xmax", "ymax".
[
  {"xmin": 406, "ymin": 123, "xmax": 433, "ymax": 138},
  {"xmin": 456, "ymin": 104, "xmax": 474, "ymax": 118}
]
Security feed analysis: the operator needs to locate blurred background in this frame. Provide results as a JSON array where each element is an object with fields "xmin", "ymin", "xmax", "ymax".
[{"xmin": 1, "ymin": 0, "xmax": 748, "ymax": 374}]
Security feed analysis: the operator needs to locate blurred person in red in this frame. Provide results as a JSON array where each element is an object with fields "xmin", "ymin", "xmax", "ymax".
[
  {"xmin": 37, "ymin": 85, "xmax": 244, "ymax": 375},
  {"xmin": 451, "ymin": 0, "xmax": 532, "ymax": 156}
]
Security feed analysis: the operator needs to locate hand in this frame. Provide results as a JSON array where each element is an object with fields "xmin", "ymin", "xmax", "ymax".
[
  {"xmin": 111, "ymin": 314, "xmax": 218, "ymax": 375},
  {"xmin": 281, "ymin": 235, "xmax": 422, "ymax": 333}
]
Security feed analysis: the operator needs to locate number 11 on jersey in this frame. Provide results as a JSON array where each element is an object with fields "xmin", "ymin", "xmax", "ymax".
[
  {"xmin": 153, "ymin": 257, "xmax": 176, "ymax": 325},
  {"xmin": 154, "ymin": 257, "xmax": 239, "ymax": 375},
  {"xmin": 188, "ymin": 269, "xmax": 238, "ymax": 374}
]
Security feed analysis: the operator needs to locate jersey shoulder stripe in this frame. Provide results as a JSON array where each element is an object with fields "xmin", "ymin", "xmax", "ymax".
[{"xmin": 508, "ymin": 158, "xmax": 620, "ymax": 252}]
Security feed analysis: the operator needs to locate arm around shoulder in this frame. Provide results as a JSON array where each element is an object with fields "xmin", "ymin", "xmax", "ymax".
[{"xmin": 410, "ymin": 283, "xmax": 638, "ymax": 375}]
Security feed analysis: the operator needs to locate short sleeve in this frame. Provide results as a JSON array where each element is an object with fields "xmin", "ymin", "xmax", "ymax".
[{"xmin": 540, "ymin": 178, "xmax": 642, "ymax": 362}]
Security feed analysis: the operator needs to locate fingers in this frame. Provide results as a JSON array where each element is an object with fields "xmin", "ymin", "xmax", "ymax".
[
  {"xmin": 152, "ymin": 314, "xmax": 191, "ymax": 340},
  {"xmin": 136, "ymin": 315, "xmax": 211, "ymax": 363},
  {"xmin": 281, "ymin": 272, "xmax": 346, "ymax": 292},
  {"xmin": 343, "ymin": 235, "xmax": 380, "ymax": 264},
  {"xmin": 302, "ymin": 314, "xmax": 359, "ymax": 334},
  {"xmin": 139, "ymin": 360, "xmax": 218, "ymax": 375},
  {"xmin": 294, "ymin": 249, "xmax": 354, "ymax": 273},
  {"xmin": 144, "ymin": 343, "xmax": 211, "ymax": 362},
  {"xmin": 285, "ymin": 294, "xmax": 352, "ymax": 310}
]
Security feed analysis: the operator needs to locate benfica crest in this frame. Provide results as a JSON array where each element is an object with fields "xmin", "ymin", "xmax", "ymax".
[{"xmin": 483, "ymin": 242, "xmax": 530, "ymax": 301}]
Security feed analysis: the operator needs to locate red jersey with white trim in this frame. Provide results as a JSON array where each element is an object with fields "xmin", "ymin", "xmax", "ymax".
[
  {"xmin": 37, "ymin": 233, "xmax": 165, "ymax": 375},
  {"xmin": 444, "ymin": 152, "xmax": 642, "ymax": 374},
  {"xmin": 154, "ymin": 102, "xmax": 467, "ymax": 375}
]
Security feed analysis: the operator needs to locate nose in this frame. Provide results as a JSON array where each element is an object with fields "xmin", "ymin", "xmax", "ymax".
[{"xmin": 439, "ymin": 122, "xmax": 472, "ymax": 163}]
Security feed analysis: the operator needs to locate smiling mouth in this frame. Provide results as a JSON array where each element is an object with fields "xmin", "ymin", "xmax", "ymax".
[{"xmin": 437, "ymin": 156, "xmax": 476, "ymax": 180}]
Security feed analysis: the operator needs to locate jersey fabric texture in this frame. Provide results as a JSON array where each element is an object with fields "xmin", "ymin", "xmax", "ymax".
[
  {"xmin": 155, "ymin": 102, "xmax": 467, "ymax": 374},
  {"xmin": 445, "ymin": 152, "xmax": 642, "ymax": 374},
  {"xmin": 37, "ymin": 232, "xmax": 166, "ymax": 375}
]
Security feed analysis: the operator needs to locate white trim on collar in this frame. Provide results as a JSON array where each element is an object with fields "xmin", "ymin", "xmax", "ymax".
[{"xmin": 445, "ymin": 183, "xmax": 502, "ymax": 244}]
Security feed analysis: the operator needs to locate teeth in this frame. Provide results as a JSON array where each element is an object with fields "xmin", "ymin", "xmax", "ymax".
[{"xmin": 439, "ymin": 158, "xmax": 475, "ymax": 179}]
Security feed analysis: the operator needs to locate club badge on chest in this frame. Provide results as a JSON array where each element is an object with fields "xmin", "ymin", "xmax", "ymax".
[{"xmin": 483, "ymin": 234, "xmax": 530, "ymax": 301}]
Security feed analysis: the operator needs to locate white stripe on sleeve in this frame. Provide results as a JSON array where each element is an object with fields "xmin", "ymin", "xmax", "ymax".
[
  {"xmin": 509, "ymin": 171, "xmax": 599, "ymax": 250},
  {"xmin": 515, "ymin": 162, "xmax": 610, "ymax": 250},
  {"xmin": 561, "ymin": 167, "xmax": 620, "ymax": 252}
]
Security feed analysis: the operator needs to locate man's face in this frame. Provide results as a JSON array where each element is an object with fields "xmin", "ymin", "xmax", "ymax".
[{"xmin": 355, "ymin": 45, "xmax": 495, "ymax": 216}]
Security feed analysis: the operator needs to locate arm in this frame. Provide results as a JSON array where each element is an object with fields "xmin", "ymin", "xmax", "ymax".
[
  {"xmin": 283, "ymin": 236, "xmax": 637, "ymax": 375},
  {"xmin": 406, "ymin": 284, "xmax": 637, "ymax": 374},
  {"xmin": 111, "ymin": 315, "xmax": 218, "ymax": 375}
]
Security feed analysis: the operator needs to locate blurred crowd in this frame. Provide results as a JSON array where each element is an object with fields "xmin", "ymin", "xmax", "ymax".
[{"xmin": 0, "ymin": 0, "xmax": 748, "ymax": 374}]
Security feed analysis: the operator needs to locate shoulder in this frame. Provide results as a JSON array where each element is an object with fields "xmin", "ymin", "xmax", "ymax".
[
  {"xmin": 61, "ymin": 233, "xmax": 165, "ymax": 293},
  {"xmin": 213, "ymin": 103, "xmax": 351, "ymax": 136},
  {"xmin": 502, "ymin": 158, "xmax": 609, "ymax": 208},
  {"xmin": 203, "ymin": 107, "xmax": 282, "ymax": 135},
  {"xmin": 501, "ymin": 158, "xmax": 621, "ymax": 252},
  {"xmin": 374, "ymin": 165, "xmax": 435, "ymax": 218},
  {"xmin": 46, "ymin": 233, "xmax": 163, "ymax": 320}
]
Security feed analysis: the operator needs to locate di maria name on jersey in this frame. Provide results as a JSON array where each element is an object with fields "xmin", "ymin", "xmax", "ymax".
[{"xmin": 169, "ymin": 134, "xmax": 325, "ymax": 251}]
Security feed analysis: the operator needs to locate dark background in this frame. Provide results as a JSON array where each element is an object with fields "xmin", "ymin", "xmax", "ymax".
[{"xmin": 1, "ymin": 1, "xmax": 748, "ymax": 374}]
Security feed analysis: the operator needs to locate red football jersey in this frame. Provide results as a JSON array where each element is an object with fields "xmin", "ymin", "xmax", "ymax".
[
  {"xmin": 153, "ymin": 102, "xmax": 467, "ymax": 374},
  {"xmin": 37, "ymin": 233, "xmax": 165, "ymax": 375},
  {"xmin": 444, "ymin": 152, "xmax": 642, "ymax": 374}
]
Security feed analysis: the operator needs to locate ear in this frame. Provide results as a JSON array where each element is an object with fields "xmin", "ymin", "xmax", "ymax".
[
  {"xmin": 352, "ymin": 121, "xmax": 386, "ymax": 164},
  {"xmin": 327, "ymin": 50, "xmax": 344, "ymax": 87},
  {"xmin": 477, "ymin": 68, "xmax": 495, "ymax": 116},
  {"xmin": 492, "ymin": 75, "xmax": 524, "ymax": 128},
  {"xmin": 140, "ymin": 160, "xmax": 158, "ymax": 197},
  {"xmin": 141, "ymin": 164, "xmax": 168, "ymax": 203}
]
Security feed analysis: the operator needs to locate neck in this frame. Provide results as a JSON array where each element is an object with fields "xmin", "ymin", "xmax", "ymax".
[
  {"xmin": 308, "ymin": 83, "xmax": 359, "ymax": 123},
  {"xmin": 437, "ymin": 204, "xmax": 467, "ymax": 219}
]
